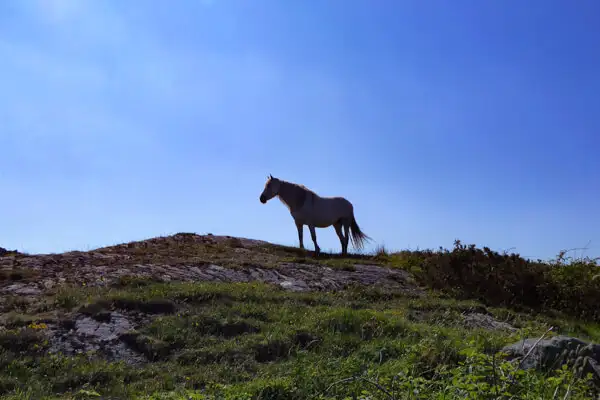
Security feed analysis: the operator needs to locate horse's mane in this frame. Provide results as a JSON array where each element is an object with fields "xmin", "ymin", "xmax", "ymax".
[
  {"xmin": 281, "ymin": 179, "xmax": 317, "ymax": 195},
  {"xmin": 276, "ymin": 179, "xmax": 317, "ymax": 211}
]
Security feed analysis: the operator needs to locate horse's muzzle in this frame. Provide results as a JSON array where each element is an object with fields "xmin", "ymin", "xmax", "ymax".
[{"xmin": 259, "ymin": 195, "xmax": 266, "ymax": 204}]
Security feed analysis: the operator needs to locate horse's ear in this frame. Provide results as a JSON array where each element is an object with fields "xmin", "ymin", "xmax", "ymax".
[{"xmin": 269, "ymin": 174, "xmax": 273, "ymax": 179}]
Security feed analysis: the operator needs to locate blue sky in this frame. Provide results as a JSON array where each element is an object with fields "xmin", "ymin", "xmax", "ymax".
[{"xmin": 1, "ymin": 0, "xmax": 599, "ymax": 260}]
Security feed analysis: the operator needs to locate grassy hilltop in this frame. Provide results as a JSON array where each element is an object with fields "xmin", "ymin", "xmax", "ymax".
[{"xmin": 0, "ymin": 233, "xmax": 599, "ymax": 399}]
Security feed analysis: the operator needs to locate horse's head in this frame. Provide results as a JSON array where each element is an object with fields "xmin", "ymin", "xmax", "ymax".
[{"xmin": 260, "ymin": 174, "xmax": 281, "ymax": 204}]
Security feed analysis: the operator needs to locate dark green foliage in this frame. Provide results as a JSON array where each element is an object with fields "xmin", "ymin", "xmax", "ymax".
[
  {"xmin": 120, "ymin": 332, "xmax": 172, "ymax": 361},
  {"xmin": 386, "ymin": 240, "xmax": 600, "ymax": 321},
  {"xmin": 0, "ymin": 328, "xmax": 47, "ymax": 353}
]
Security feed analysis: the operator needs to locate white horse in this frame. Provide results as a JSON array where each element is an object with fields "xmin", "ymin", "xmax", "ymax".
[{"xmin": 259, "ymin": 174, "xmax": 371, "ymax": 256}]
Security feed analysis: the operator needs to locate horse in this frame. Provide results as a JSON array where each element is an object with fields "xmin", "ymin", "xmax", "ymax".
[{"xmin": 259, "ymin": 174, "xmax": 371, "ymax": 257}]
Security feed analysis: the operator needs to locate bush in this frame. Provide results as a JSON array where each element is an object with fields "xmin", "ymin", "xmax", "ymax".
[{"xmin": 396, "ymin": 240, "xmax": 600, "ymax": 321}]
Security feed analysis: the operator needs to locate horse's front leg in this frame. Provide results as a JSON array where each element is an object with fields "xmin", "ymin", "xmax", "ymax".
[
  {"xmin": 308, "ymin": 225, "xmax": 320, "ymax": 257},
  {"xmin": 295, "ymin": 221, "xmax": 304, "ymax": 250}
]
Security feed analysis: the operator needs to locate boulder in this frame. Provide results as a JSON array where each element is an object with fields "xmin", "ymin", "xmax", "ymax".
[{"xmin": 502, "ymin": 335, "xmax": 600, "ymax": 386}]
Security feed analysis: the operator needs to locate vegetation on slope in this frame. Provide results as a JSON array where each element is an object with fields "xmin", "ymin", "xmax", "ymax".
[
  {"xmin": 378, "ymin": 239, "xmax": 600, "ymax": 321},
  {"xmin": 1, "ymin": 281, "xmax": 597, "ymax": 399},
  {"xmin": 0, "ymin": 234, "xmax": 599, "ymax": 399}
]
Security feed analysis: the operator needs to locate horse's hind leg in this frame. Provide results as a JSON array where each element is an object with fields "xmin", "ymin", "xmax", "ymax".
[
  {"xmin": 333, "ymin": 221, "xmax": 346, "ymax": 256},
  {"xmin": 342, "ymin": 219, "xmax": 350, "ymax": 255},
  {"xmin": 308, "ymin": 225, "xmax": 320, "ymax": 257}
]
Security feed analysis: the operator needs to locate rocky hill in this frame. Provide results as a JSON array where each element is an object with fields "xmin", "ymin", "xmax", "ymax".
[
  {"xmin": 0, "ymin": 233, "xmax": 420, "ymax": 297},
  {"xmin": 0, "ymin": 233, "xmax": 599, "ymax": 399}
]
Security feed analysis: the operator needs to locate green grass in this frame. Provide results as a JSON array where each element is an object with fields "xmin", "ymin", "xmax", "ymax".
[
  {"xmin": 1, "ymin": 280, "xmax": 598, "ymax": 399},
  {"xmin": 2, "ymin": 234, "xmax": 600, "ymax": 399}
]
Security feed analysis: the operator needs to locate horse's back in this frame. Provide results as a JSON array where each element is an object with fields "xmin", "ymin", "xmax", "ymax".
[
  {"xmin": 323, "ymin": 195, "xmax": 352, "ymax": 208},
  {"xmin": 313, "ymin": 195, "xmax": 353, "ymax": 221}
]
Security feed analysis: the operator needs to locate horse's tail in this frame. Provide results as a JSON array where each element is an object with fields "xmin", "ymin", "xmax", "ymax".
[{"xmin": 349, "ymin": 214, "xmax": 372, "ymax": 252}]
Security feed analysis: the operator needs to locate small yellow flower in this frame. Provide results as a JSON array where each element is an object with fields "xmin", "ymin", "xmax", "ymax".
[{"xmin": 28, "ymin": 322, "xmax": 48, "ymax": 330}]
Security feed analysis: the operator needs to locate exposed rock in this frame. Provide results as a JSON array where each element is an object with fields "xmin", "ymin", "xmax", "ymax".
[
  {"xmin": 75, "ymin": 312, "xmax": 133, "ymax": 341},
  {"xmin": 42, "ymin": 279, "xmax": 55, "ymax": 290},
  {"xmin": 0, "ymin": 234, "xmax": 424, "ymax": 298},
  {"xmin": 1, "ymin": 283, "xmax": 42, "ymax": 296},
  {"xmin": 463, "ymin": 312, "xmax": 517, "ymax": 332},
  {"xmin": 46, "ymin": 311, "xmax": 147, "ymax": 364},
  {"xmin": 503, "ymin": 335, "xmax": 592, "ymax": 370},
  {"xmin": 502, "ymin": 335, "xmax": 600, "ymax": 387}
]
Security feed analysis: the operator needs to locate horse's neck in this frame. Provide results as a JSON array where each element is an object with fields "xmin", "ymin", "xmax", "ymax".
[
  {"xmin": 277, "ymin": 181, "xmax": 294, "ymax": 209},
  {"xmin": 278, "ymin": 181, "xmax": 306, "ymax": 211}
]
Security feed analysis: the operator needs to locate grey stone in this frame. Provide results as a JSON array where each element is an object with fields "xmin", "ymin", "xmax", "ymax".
[
  {"xmin": 2, "ymin": 283, "xmax": 41, "ymax": 296},
  {"xmin": 47, "ymin": 312, "xmax": 145, "ymax": 365},
  {"xmin": 502, "ymin": 335, "xmax": 600, "ymax": 387},
  {"xmin": 463, "ymin": 312, "xmax": 517, "ymax": 332},
  {"xmin": 75, "ymin": 312, "xmax": 133, "ymax": 342}
]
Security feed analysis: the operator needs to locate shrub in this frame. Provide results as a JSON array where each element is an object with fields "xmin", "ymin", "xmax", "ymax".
[{"xmin": 398, "ymin": 240, "xmax": 600, "ymax": 321}]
